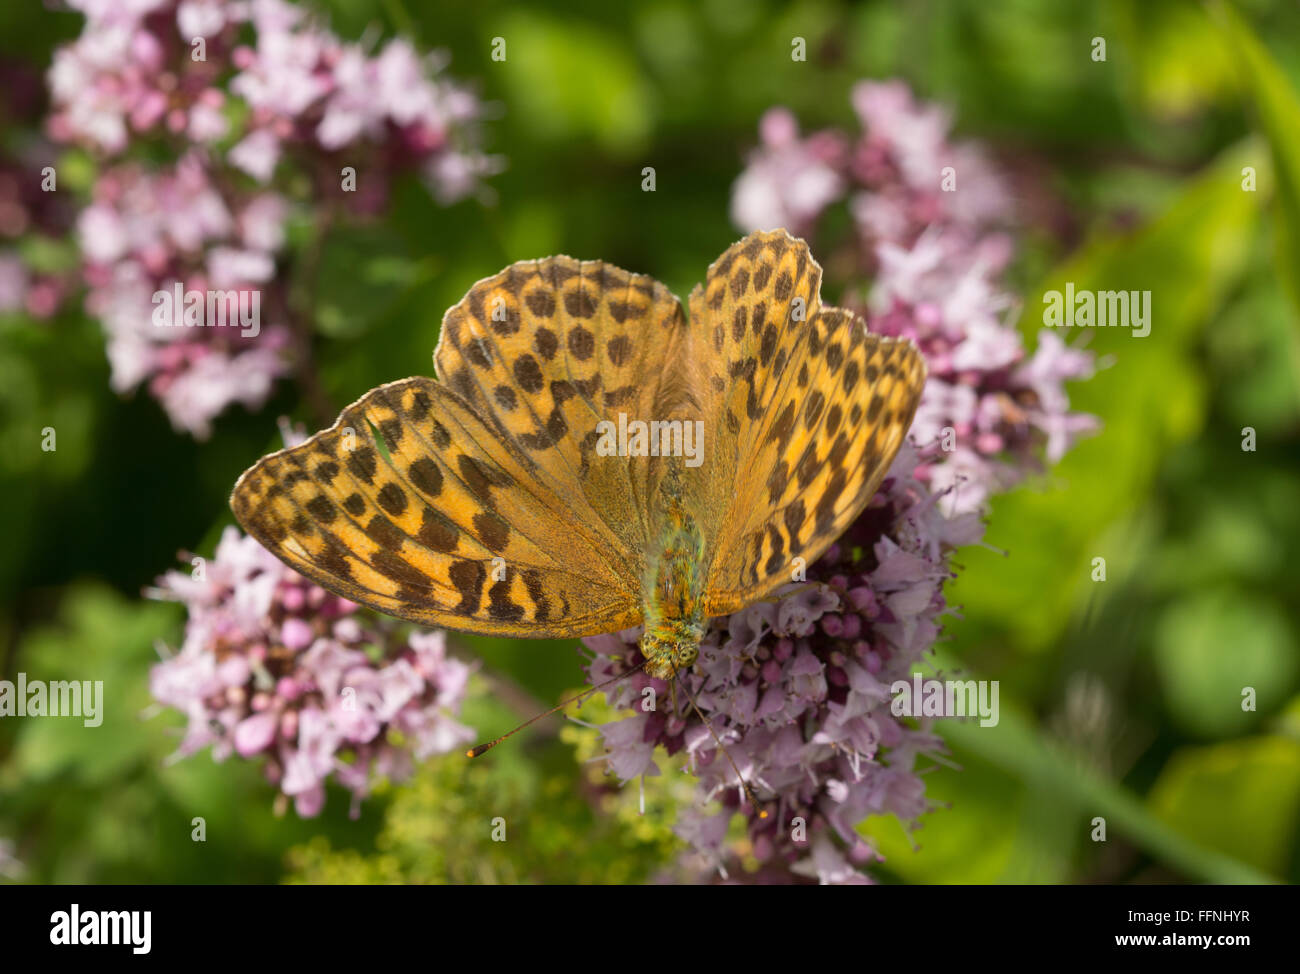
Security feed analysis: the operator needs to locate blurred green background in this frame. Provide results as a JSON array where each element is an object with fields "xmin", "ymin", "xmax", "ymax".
[{"xmin": 1, "ymin": 0, "xmax": 1298, "ymax": 883}]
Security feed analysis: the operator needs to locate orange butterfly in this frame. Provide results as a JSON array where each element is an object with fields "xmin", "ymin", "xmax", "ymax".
[{"xmin": 231, "ymin": 230, "xmax": 925, "ymax": 682}]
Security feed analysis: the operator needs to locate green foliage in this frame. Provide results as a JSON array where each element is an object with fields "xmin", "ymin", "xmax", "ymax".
[
  {"xmin": 1153, "ymin": 589, "xmax": 1296, "ymax": 738},
  {"xmin": 285, "ymin": 684, "xmax": 680, "ymax": 883},
  {"xmin": 489, "ymin": 10, "xmax": 655, "ymax": 154},
  {"xmin": 1148, "ymin": 727, "xmax": 1300, "ymax": 878},
  {"xmin": 1216, "ymin": 1, "xmax": 1300, "ymax": 328}
]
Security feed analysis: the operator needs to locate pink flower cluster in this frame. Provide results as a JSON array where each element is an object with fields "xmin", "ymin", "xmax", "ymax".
[
  {"xmin": 79, "ymin": 155, "xmax": 292, "ymax": 437},
  {"xmin": 150, "ymin": 525, "xmax": 474, "ymax": 817},
  {"xmin": 733, "ymin": 80, "xmax": 1096, "ymax": 513},
  {"xmin": 732, "ymin": 80, "xmax": 1008, "ymax": 259},
  {"xmin": 581, "ymin": 82, "xmax": 1098, "ymax": 883},
  {"xmin": 48, "ymin": 0, "xmax": 498, "ymax": 437},
  {"xmin": 870, "ymin": 235, "xmax": 1097, "ymax": 512}
]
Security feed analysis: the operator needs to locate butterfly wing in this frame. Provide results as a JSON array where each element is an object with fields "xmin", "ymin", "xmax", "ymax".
[
  {"xmin": 231, "ymin": 377, "xmax": 638, "ymax": 636},
  {"xmin": 688, "ymin": 230, "xmax": 927, "ymax": 615},
  {"xmin": 231, "ymin": 257, "xmax": 689, "ymax": 637},
  {"xmin": 433, "ymin": 256, "xmax": 690, "ymax": 563}
]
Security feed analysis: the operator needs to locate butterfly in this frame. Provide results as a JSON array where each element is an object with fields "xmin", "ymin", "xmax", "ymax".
[{"xmin": 231, "ymin": 229, "xmax": 926, "ymax": 683}]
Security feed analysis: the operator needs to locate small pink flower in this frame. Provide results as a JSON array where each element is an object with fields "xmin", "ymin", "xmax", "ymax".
[
  {"xmin": 234, "ymin": 711, "xmax": 278, "ymax": 756},
  {"xmin": 280, "ymin": 617, "xmax": 314, "ymax": 651},
  {"xmin": 228, "ymin": 129, "xmax": 280, "ymax": 182}
]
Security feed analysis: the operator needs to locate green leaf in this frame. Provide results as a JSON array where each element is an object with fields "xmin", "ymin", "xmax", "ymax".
[
  {"xmin": 1214, "ymin": 1, "xmax": 1300, "ymax": 328},
  {"xmin": 314, "ymin": 226, "xmax": 435, "ymax": 341},
  {"xmin": 1113, "ymin": 0, "xmax": 1238, "ymax": 120},
  {"xmin": 1206, "ymin": 263, "xmax": 1300, "ymax": 430},
  {"xmin": 1152, "ymin": 588, "xmax": 1298, "ymax": 739},
  {"xmin": 1148, "ymin": 734, "xmax": 1300, "ymax": 878},
  {"xmin": 4, "ymin": 586, "xmax": 178, "ymax": 787},
  {"xmin": 863, "ymin": 749, "xmax": 1074, "ymax": 884},
  {"xmin": 0, "ymin": 584, "xmax": 384, "ymax": 882}
]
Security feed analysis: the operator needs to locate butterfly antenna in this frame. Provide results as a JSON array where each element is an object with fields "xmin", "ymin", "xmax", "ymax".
[
  {"xmin": 671, "ymin": 661, "xmax": 769, "ymax": 820},
  {"xmin": 466, "ymin": 657, "xmax": 650, "ymax": 758}
]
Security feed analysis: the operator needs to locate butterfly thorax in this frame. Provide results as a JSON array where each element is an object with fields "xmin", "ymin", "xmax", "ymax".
[{"xmin": 640, "ymin": 469, "xmax": 707, "ymax": 680}]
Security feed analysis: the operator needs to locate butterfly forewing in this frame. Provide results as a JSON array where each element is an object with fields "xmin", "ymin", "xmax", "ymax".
[
  {"xmin": 232, "ymin": 255, "xmax": 698, "ymax": 637},
  {"xmin": 433, "ymin": 257, "xmax": 690, "ymax": 565},
  {"xmin": 686, "ymin": 231, "xmax": 926, "ymax": 615}
]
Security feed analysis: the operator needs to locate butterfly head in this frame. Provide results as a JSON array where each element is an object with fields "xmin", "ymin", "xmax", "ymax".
[{"xmin": 640, "ymin": 618, "xmax": 705, "ymax": 680}]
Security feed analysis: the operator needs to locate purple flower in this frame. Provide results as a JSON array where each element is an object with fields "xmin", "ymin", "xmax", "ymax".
[
  {"xmin": 791, "ymin": 836, "xmax": 873, "ymax": 885},
  {"xmin": 584, "ymin": 445, "xmax": 960, "ymax": 883},
  {"xmin": 731, "ymin": 108, "xmax": 847, "ymax": 237},
  {"xmin": 599, "ymin": 715, "xmax": 661, "ymax": 780},
  {"xmin": 776, "ymin": 585, "xmax": 838, "ymax": 636}
]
